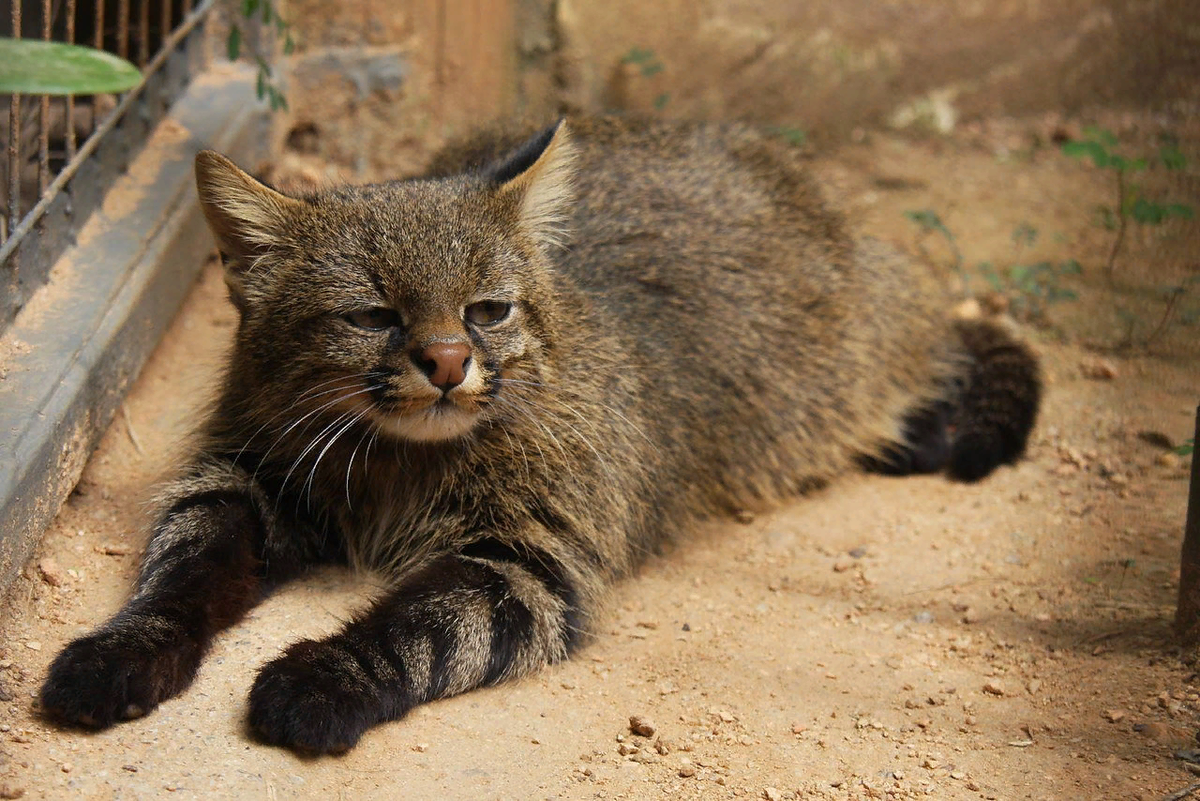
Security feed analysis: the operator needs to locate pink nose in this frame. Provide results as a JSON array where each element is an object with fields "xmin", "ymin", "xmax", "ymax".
[{"xmin": 415, "ymin": 342, "xmax": 472, "ymax": 390}]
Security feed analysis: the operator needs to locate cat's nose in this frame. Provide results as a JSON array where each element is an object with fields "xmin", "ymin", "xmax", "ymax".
[{"xmin": 414, "ymin": 341, "xmax": 472, "ymax": 390}]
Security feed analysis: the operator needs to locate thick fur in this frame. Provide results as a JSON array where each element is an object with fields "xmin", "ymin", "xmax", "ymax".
[{"xmin": 41, "ymin": 116, "xmax": 1040, "ymax": 753}]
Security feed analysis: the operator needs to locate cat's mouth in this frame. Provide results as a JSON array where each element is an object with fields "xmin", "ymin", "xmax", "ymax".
[{"xmin": 370, "ymin": 392, "xmax": 486, "ymax": 442}]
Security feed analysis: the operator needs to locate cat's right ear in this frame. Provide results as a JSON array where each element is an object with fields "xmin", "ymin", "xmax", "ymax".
[{"xmin": 194, "ymin": 150, "xmax": 301, "ymax": 271}]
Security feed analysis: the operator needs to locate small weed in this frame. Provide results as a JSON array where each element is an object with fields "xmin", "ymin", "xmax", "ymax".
[
  {"xmin": 904, "ymin": 209, "xmax": 967, "ymax": 292},
  {"xmin": 902, "ymin": 212, "xmax": 1081, "ymax": 323},
  {"xmin": 1061, "ymin": 127, "xmax": 1194, "ymax": 281},
  {"xmin": 1177, "ymin": 439, "xmax": 1195, "ymax": 457},
  {"xmin": 227, "ymin": 0, "xmax": 294, "ymax": 111},
  {"xmin": 621, "ymin": 47, "xmax": 670, "ymax": 111},
  {"xmin": 977, "ymin": 225, "xmax": 1081, "ymax": 323},
  {"xmin": 766, "ymin": 126, "xmax": 809, "ymax": 148}
]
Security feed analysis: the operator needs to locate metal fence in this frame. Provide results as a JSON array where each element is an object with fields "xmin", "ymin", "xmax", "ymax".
[{"xmin": 1, "ymin": 0, "xmax": 214, "ymax": 329}]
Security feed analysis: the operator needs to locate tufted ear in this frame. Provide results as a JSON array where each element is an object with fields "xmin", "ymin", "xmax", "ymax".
[
  {"xmin": 194, "ymin": 150, "xmax": 302, "ymax": 273},
  {"xmin": 491, "ymin": 120, "xmax": 577, "ymax": 250}
]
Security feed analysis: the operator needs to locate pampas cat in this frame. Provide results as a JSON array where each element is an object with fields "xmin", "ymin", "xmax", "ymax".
[{"xmin": 40, "ymin": 116, "xmax": 1040, "ymax": 752}]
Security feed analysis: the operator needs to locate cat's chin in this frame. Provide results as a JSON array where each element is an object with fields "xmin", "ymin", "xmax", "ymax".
[{"xmin": 371, "ymin": 405, "xmax": 480, "ymax": 443}]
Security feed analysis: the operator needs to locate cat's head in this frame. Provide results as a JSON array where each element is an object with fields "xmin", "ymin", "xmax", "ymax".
[{"xmin": 195, "ymin": 122, "xmax": 575, "ymax": 443}]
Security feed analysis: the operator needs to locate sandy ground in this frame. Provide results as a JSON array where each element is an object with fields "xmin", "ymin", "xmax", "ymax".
[{"xmin": 1, "ymin": 113, "xmax": 1199, "ymax": 801}]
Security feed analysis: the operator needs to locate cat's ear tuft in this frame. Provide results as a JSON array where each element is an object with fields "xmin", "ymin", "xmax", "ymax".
[
  {"xmin": 195, "ymin": 150, "xmax": 301, "ymax": 271},
  {"xmin": 492, "ymin": 120, "xmax": 577, "ymax": 250}
]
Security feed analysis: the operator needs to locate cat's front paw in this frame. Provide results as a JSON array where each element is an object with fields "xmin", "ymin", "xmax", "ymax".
[
  {"xmin": 40, "ymin": 626, "xmax": 201, "ymax": 728},
  {"xmin": 248, "ymin": 639, "xmax": 389, "ymax": 754}
]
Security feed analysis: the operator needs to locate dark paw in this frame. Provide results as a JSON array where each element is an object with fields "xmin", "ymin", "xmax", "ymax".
[
  {"xmin": 40, "ymin": 625, "xmax": 201, "ymax": 728},
  {"xmin": 248, "ymin": 640, "xmax": 389, "ymax": 754}
]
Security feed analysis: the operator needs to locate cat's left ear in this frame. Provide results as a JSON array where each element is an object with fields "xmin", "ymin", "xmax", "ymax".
[
  {"xmin": 491, "ymin": 120, "xmax": 577, "ymax": 250},
  {"xmin": 195, "ymin": 150, "xmax": 303, "ymax": 271}
]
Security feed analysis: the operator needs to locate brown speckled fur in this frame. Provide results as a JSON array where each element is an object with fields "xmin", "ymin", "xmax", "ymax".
[{"xmin": 40, "ymin": 116, "xmax": 1040, "ymax": 753}]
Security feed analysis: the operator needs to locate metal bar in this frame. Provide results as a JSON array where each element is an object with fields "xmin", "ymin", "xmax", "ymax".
[
  {"xmin": 118, "ymin": 0, "xmax": 130, "ymax": 60},
  {"xmin": 139, "ymin": 0, "xmax": 150, "ymax": 66},
  {"xmin": 0, "ymin": 1, "xmax": 216, "ymax": 266},
  {"xmin": 65, "ymin": 0, "xmax": 77, "ymax": 162},
  {"xmin": 1177, "ymin": 406, "xmax": 1200, "ymax": 642},
  {"xmin": 6, "ymin": 0, "xmax": 22, "ymax": 241},
  {"xmin": 38, "ymin": 0, "xmax": 52, "ymax": 196},
  {"xmin": 162, "ymin": 0, "xmax": 172, "ymax": 54}
]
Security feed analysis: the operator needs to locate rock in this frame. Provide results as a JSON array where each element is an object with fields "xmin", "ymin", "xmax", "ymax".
[
  {"xmin": 1157, "ymin": 452, "xmax": 1181, "ymax": 470},
  {"xmin": 983, "ymin": 681, "xmax": 1005, "ymax": 696},
  {"xmin": 1134, "ymin": 721, "xmax": 1194, "ymax": 747},
  {"xmin": 629, "ymin": 715, "xmax": 657, "ymax": 737},
  {"xmin": 617, "ymin": 742, "xmax": 639, "ymax": 756},
  {"xmin": 1080, "ymin": 357, "xmax": 1118, "ymax": 380},
  {"xmin": 763, "ymin": 788, "xmax": 782, "ymax": 801},
  {"xmin": 99, "ymin": 543, "xmax": 133, "ymax": 556},
  {"xmin": 1027, "ymin": 679, "xmax": 1042, "ymax": 695},
  {"xmin": 678, "ymin": 765, "xmax": 696, "ymax": 778},
  {"xmin": 37, "ymin": 558, "xmax": 65, "ymax": 587},
  {"xmin": 0, "ymin": 785, "xmax": 25, "ymax": 799},
  {"xmin": 1103, "ymin": 709, "xmax": 1126, "ymax": 723}
]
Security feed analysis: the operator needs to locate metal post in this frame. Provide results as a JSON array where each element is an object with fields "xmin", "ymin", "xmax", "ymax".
[{"xmin": 1175, "ymin": 405, "xmax": 1200, "ymax": 643}]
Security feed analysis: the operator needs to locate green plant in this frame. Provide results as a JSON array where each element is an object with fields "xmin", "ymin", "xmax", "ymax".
[
  {"xmin": 978, "ymin": 225, "xmax": 1081, "ymax": 322},
  {"xmin": 226, "ymin": 0, "xmax": 295, "ymax": 111},
  {"xmin": 0, "ymin": 39, "xmax": 140, "ymax": 94},
  {"xmin": 621, "ymin": 46, "xmax": 670, "ymax": 111},
  {"xmin": 1177, "ymin": 438, "xmax": 1195, "ymax": 457},
  {"xmin": 1117, "ymin": 276, "xmax": 1200, "ymax": 350},
  {"xmin": 904, "ymin": 209, "xmax": 967, "ymax": 292},
  {"xmin": 1061, "ymin": 127, "xmax": 1194, "ymax": 280},
  {"xmin": 766, "ymin": 126, "xmax": 808, "ymax": 148}
]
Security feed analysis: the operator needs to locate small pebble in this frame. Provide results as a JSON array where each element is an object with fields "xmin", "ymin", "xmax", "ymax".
[
  {"xmin": 0, "ymin": 785, "xmax": 25, "ymax": 800},
  {"xmin": 629, "ymin": 715, "xmax": 656, "ymax": 737},
  {"xmin": 1103, "ymin": 709, "xmax": 1126, "ymax": 723},
  {"xmin": 99, "ymin": 543, "xmax": 133, "ymax": 556},
  {"xmin": 1080, "ymin": 357, "xmax": 1118, "ymax": 380},
  {"xmin": 678, "ymin": 765, "xmax": 696, "ymax": 778},
  {"xmin": 24, "ymin": 641, "xmax": 41, "ymax": 652},
  {"xmin": 37, "ymin": 559, "xmax": 65, "ymax": 587},
  {"xmin": 60, "ymin": 763, "xmax": 72, "ymax": 774},
  {"xmin": 1157, "ymin": 452, "xmax": 1181, "ymax": 469},
  {"xmin": 763, "ymin": 788, "xmax": 782, "ymax": 801},
  {"xmin": 983, "ymin": 680, "xmax": 1005, "ymax": 696}
]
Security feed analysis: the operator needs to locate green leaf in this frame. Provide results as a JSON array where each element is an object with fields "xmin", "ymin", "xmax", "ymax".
[
  {"xmin": 1160, "ymin": 145, "xmax": 1187, "ymax": 170},
  {"xmin": 255, "ymin": 69, "xmax": 265, "ymax": 99},
  {"xmin": 0, "ymin": 38, "xmax": 142, "ymax": 94},
  {"xmin": 653, "ymin": 92, "xmax": 670, "ymax": 110},
  {"xmin": 904, "ymin": 209, "xmax": 943, "ymax": 231},
  {"xmin": 1131, "ymin": 197, "xmax": 1168, "ymax": 224},
  {"xmin": 640, "ymin": 62, "xmax": 664, "ymax": 77},
  {"xmin": 283, "ymin": 32, "xmax": 296, "ymax": 55},
  {"xmin": 261, "ymin": 0, "xmax": 272, "ymax": 24},
  {"xmin": 622, "ymin": 47, "xmax": 654, "ymax": 65},
  {"xmin": 1011, "ymin": 223, "xmax": 1038, "ymax": 248},
  {"xmin": 1175, "ymin": 438, "xmax": 1195, "ymax": 457},
  {"xmin": 1166, "ymin": 203, "xmax": 1195, "ymax": 220},
  {"xmin": 227, "ymin": 24, "xmax": 241, "ymax": 61},
  {"xmin": 1062, "ymin": 140, "xmax": 1109, "ymax": 168},
  {"xmin": 1082, "ymin": 126, "xmax": 1119, "ymax": 147},
  {"xmin": 242, "ymin": 0, "xmax": 259, "ymax": 15}
]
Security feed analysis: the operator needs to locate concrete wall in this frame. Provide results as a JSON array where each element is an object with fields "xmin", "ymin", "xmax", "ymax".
[{"xmin": 275, "ymin": 0, "xmax": 1200, "ymax": 171}]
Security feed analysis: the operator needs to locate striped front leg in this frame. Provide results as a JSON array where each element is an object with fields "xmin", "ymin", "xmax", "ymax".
[
  {"xmin": 40, "ymin": 463, "xmax": 296, "ymax": 728},
  {"xmin": 247, "ymin": 538, "xmax": 588, "ymax": 753}
]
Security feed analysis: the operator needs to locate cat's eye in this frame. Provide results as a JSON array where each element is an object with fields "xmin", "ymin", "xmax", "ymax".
[
  {"xmin": 345, "ymin": 307, "xmax": 402, "ymax": 331},
  {"xmin": 465, "ymin": 301, "xmax": 513, "ymax": 327}
]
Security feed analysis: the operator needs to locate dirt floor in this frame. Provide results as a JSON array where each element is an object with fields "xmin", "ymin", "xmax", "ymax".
[{"xmin": 1, "ymin": 109, "xmax": 1198, "ymax": 801}]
